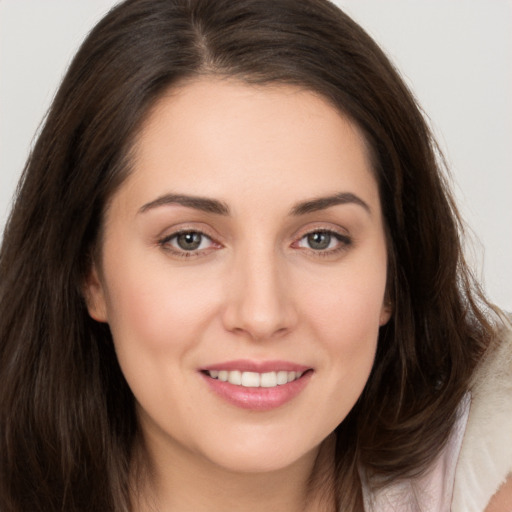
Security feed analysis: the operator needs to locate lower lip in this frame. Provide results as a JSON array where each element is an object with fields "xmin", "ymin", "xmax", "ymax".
[{"xmin": 201, "ymin": 371, "xmax": 312, "ymax": 411}]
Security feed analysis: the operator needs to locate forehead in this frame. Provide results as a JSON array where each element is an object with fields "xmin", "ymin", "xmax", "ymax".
[{"xmin": 119, "ymin": 78, "xmax": 379, "ymax": 214}]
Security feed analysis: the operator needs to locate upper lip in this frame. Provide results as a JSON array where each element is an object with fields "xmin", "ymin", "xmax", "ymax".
[{"xmin": 201, "ymin": 359, "xmax": 311, "ymax": 373}]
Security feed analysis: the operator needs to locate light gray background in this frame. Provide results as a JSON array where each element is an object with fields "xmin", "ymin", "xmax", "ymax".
[{"xmin": 1, "ymin": 0, "xmax": 511, "ymax": 310}]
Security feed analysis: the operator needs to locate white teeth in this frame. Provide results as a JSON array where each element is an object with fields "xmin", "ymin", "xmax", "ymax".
[
  {"xmin": 228, "ymin": 370, "xmax": 242, "ymax": 385},
  {"xmin": 206, "ymin": 369, "xmax": 305, "ymax": 388},
  {"xmin": 241, "ymin": 371, "xmax": 260, "ymax": 387},
  {"xmin": 260, "ymin": 371, "xmax": 277, "ymax": 387},
  {"xmin": 276, "ymin": 370, "xmax": 288, "ymax": 385}
]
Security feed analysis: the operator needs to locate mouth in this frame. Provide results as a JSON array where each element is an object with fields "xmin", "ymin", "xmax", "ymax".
[
  {"xmin": 202, "ymin": 369, "xmax": 306, "ymax": 388},
  {"xmin": 200, "ymin": 361, "xmax": 313, "ymax": 411}
]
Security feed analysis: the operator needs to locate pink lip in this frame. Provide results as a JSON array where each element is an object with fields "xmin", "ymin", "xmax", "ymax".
[
  {"xmin": 199, "ymin": 360, "xmax": 313, "ymax": 411},
  {"xmin": 201, "ymin": 359, "xmax": 310, "ymax": 373}
]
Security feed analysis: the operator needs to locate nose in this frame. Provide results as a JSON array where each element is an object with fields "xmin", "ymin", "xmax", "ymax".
[{"xmin": 221, "ymin": 248, "xmax": 298, "ymax": 341}]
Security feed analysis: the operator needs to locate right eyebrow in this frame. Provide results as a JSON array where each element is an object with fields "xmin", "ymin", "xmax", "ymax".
[
  {"xmin": 289, "ymin": 192, "xmax": 371, "ymax": 216},
  {"xmin": 138, "ymin": 193, "xmax": 230, "ymax": 216}
]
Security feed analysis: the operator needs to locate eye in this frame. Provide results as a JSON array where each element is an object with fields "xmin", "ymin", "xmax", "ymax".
[
  {"xmin": 295, "ymin": 230, "xmax": 351, "ymax": 252},
  {"xmin": 159, "ymin": 230, "xmax": 217, "ymax": 255}
]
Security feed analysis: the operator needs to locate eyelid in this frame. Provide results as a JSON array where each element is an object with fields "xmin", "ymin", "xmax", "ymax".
[
  {"xmin": 155, "ymin": 222, "xmax": 352, "ymax": 258},
  {"xmin": 291, "ymin": 223, "xmax": 351, "ymax": 241},
  {"xmin": 157, "ymin": 225, "xmax": 223, "ymax": 258},
  {"xmin": 291, "ymin": 225, "xmax": 353, "ymax": 255}
]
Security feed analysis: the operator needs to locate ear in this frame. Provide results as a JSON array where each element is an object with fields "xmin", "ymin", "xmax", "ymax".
[
  {"xmin": 379, "ymin": 301, "xmax": 392, "ymax": 326},
  {"xmin": 83, "ymin": 264, "xmax": 109, "ymax": 323}
]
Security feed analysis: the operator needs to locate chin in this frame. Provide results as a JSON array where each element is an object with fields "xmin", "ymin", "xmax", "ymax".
[{"xmin": 196, "ymin": 430, "xmax": 322, "ymax": 475}]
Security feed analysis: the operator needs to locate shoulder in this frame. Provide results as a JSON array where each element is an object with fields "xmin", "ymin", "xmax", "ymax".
[
  {"xmin": 452, "ymin": 313, "xmax": 512, "ymax": 512},
  {"xmin": 484, "ymin": 476, "xmax": 512, "ymax": 512},
  {"xmin": 361, "ymin": 314, "xmax": 512, "ymax": 512}
]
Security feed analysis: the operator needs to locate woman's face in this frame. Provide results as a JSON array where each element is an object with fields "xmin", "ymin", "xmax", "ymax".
[{"xmin": 86, "ymin": 79, "xmax": 390, "ymax": 474}]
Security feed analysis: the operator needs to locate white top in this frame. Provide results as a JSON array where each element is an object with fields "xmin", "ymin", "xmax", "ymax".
[{"xmin": 362, "ymin": 316, "xmax": 512, "ymax": 511}]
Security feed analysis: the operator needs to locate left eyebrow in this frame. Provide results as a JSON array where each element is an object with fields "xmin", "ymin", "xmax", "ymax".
[
  {"xmin": 138, "ymin": 193, "xmax": 230, "ymax": 215},
  {"xmin": 289, "ymin": 192, "xmax": 371, "ymax": 216}
]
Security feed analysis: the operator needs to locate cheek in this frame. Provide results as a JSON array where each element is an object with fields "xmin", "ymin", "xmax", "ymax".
[
  {"xmin": 298, "ymin": 252, "xmax": 387, "ymax": 398},
  {"xmin": 100, "ymin": 255, "xmax": 226, "ymax": 433},
  {"xmin": 101, "ymin": 251, "xmax": 223, "ymax": 357},
  {"xmin": 316, "ymin": 284, "xmax": 380, "ymax": 381},
  {"xmin": 303, "ymin": 258, "xmax": 387, "ymax": 342},
  {"xmin": 306, "ymin": 286, "xmax": 381, "ymax": 427}
]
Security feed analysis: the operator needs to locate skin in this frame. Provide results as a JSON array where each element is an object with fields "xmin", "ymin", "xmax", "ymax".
[
  {"xmin": 485, "ymin": 476, "xmax": 512, "ymax": 512},
  {"xmin": 85, "ymin": 78, "xmax": 391, "ymax": 511}
]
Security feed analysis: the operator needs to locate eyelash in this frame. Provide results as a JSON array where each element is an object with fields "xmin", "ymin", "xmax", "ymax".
[
  {"xmin": 158, "ymin": 228, "xmax": 352, "ymax": 259},
  {"xmin": 293, "ymin": 229, "xmax": 352, "ymax": 257},
  {"xmin": 158, "ymin": 229, "xmax": 219, "ymax": 258}
]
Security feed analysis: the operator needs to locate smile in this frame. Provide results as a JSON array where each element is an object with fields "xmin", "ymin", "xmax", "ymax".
[
  {"xmin": 205, "ymin": 370, "xmax": 304, "ymax": 388},
  {"xmin": 200, "ymin": 361, "xmax": 313, "ymax": 411}
]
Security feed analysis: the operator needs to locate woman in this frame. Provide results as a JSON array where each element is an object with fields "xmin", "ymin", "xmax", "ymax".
[{"xmin": 0, "ymin": 0, "xmax": 510, "ymax": 510}]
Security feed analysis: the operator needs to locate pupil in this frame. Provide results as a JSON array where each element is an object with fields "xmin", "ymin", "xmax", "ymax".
[
  {"xmin": 177, "ymin": 232, "xmax": 202, "ymax": 250},
  {"xmin": 308, "ymin": 232, "xmax": 330, "ymax": 250}
]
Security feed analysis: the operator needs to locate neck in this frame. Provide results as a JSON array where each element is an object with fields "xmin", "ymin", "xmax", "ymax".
[{"xmin": 132, "ymin": 433, "xmax": 337, "ymax": 512}]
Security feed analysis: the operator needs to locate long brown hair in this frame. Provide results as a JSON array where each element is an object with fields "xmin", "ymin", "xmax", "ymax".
[{"xmin": 0, "ymin": 0, "xmax": 493, "ymax": 510}]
